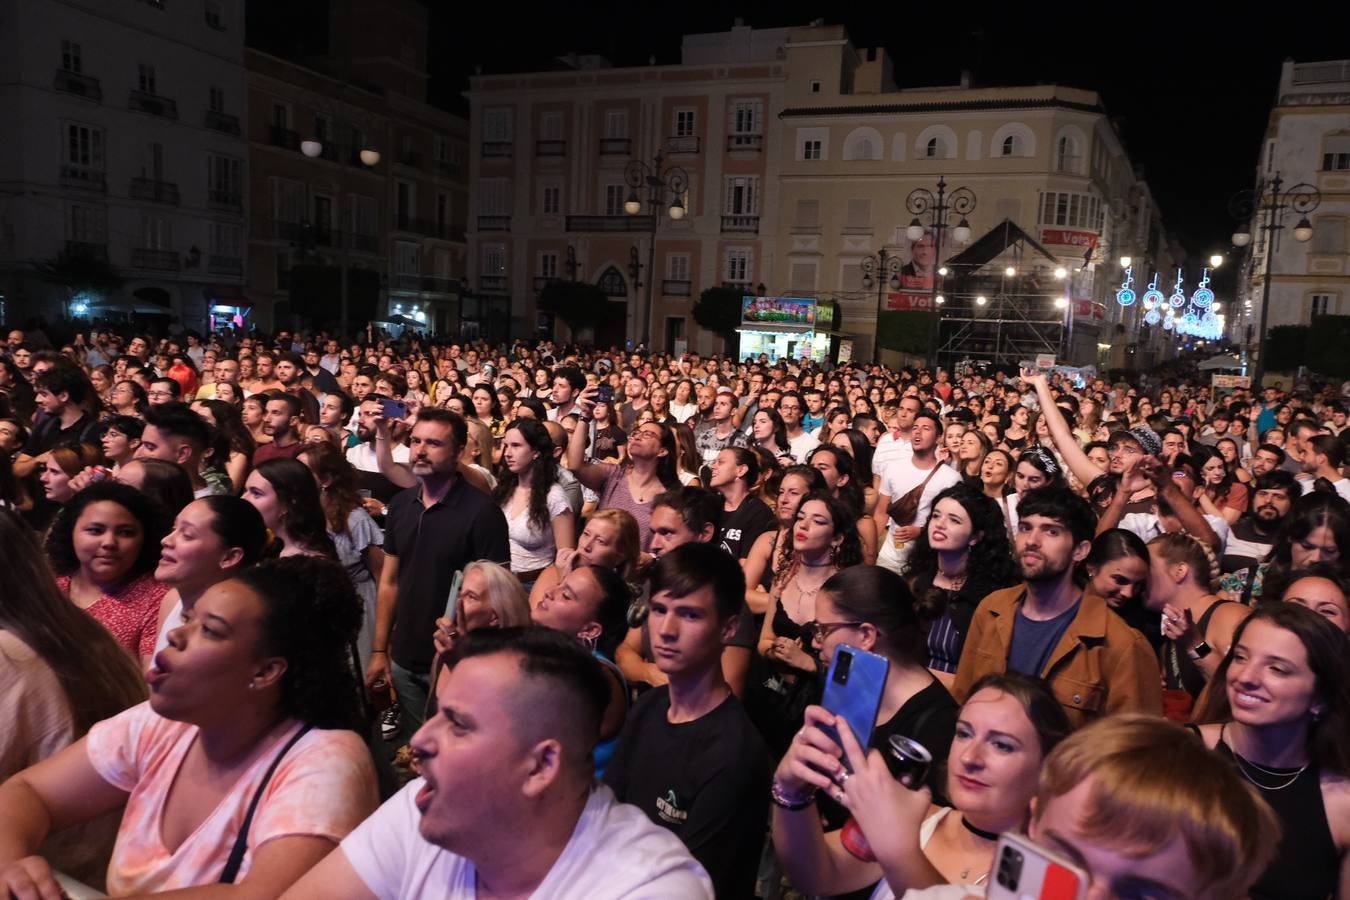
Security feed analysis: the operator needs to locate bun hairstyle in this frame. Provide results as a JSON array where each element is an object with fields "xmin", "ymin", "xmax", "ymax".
[{"xmin": 1148, "ymin": 531, "xmax": 1220, "ymax": 592}]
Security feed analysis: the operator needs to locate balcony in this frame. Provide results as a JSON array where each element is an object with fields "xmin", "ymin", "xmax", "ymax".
[
  {"xmin": 722, "ymin": 280, "xmax": 753, "ymax": 293},
  {"xmin": 130, "ymin": 178, "xmax": 180, "ymax": 205},
  {"xmin": 726, "ymin": 133, "xmax": 764, "ymax": 152},
  {"xmin": 721, "ymin": 214, "xmax": 760, "ymax": 233},
  {"xmin": 599, "ymin": 137, "xmax": 631, "ymax": 156},
  {"xmin": 565, "ymin": 214, "xmax": 655, "ymax": 232},
  {"xmin": 662, "ymin": 279, "xmax": 692, "ymax": 297},
  {"xmin": 268, "ymin": 125, "xmax": 301, "ymax": 152},
  {"xmin": 477, "ymin": 215, "xmax": 511, "ymax": 231},
  {"xmin": 434, "ymin": 158, "xmax": 461, "ymax": 177},
  {"xmin": 534, "ymin": 275, "xmax": 561, "ymax": 292},
  {"xmin": 394, "ymin": 216, "xmax": 459, "ymax": 240},
  {"xmin": 128, "ymin": 90, "xmax": 177, "ymax": 120},
  {"xmin": 255, "ymin": 218, "xmax": 335, "ymax": 246},
  {"xmin": 53, "ymin": 69, "xmax": 102, "ymax": 102},
  {"xmin": 536, "ymin": 140, "xmax": 567, "ymax": 157},
  {"xmin": 666, "ymin": 135, "xmax": 700, "ymax": 154},
  {"xmin": 479, "ymin": 274, "xmax": 508, "ymax": 293},
  {"xmin": 208, "ymin": 188, "xmax": 242, "ymax": 211},
  {"xmin": 59, "ymin": 165, "xmax": 106, "ymax": 192},
  {"xmin": 348, "ymin": 232, "xmax": 379, "ymax": 253},
  {"xmin": 64, "ymin": 240, "xmax": 108, "ymax": 261},
  {"xmin": 204, "ymin": 109, "xmax": 241, "ymax": 135},
  {"xmin": 207, "ymin": 255, "xmax": 243, "ymax": 276},
  {"xmin": 481, "ymin": 142, "xmax": 512, "ymax": 159},
  {"xmin": 393, "ymin": 274, "xmax": 458, "ymax": 294},
  {"xmin": 132, "ymin": 248, "xmax": 179, "ymax": 271},
  {"xmin": 398, "ymin": 149, "xmax": 423, "ymax": 169}
]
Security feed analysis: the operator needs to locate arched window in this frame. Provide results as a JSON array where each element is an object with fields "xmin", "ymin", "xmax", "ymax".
[
  {"xmin": 1001, "ymin": 135, "xmax": 1019, "ymax": 157},
  {"xmin": 926, "ymin": 137, "xmax": 942, "ymax": 158},
  {"xmin": 1056, "ymin": 135, "xmax": 1079, "ymax": 172},
  {"xmin": 598, "ymin": 267, "xmax": 627, "ymax": 297},
  {"xmin": 855, "ymin": 138, "xmax": 875, "ymax": 160}
]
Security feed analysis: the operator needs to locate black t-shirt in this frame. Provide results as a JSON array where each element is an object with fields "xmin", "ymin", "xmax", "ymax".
[
  {"xmin": 382, "ymin": 478, "xmax": 510, "ymax": 672},
  {"xmin": 603, "ymin": 689, "xmax": 771, "ymax": 899},
  {"xmin": 592, "ymin": 423, "xmax": 627, "ymax": 462},
  {"xmin": 23, "ymin": 411, "xmax": 96, "ymax": 456},
  {"xmin": 717, "ymin": 496, "xmax": 776, "ymax": 560}
]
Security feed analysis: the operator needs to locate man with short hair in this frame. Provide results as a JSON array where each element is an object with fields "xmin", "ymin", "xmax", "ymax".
[
  {"xmin": 1301, "ymin": 433, "xmax": 1350, "ymax": 502},
  {"xmin": 1285, "ymin": 418, "xmax": 1323, "ymax": 476},
  {"xmin": 147, "ymin": 376, "xmax": 181, "ymax": 406},
  {"xmin": 1250, "ymin": 442, "xmax": 1285, "ymax": 476},
  {"xmin": 874, "ymin": 409, "xmax": 961, "ymax": 573},
  {"xmin": 546, "ymin": 366, "xmax": 585, "ymax": 421},
  {"xmin": 693, "ymin": 389, "xmax": 749, "ymax": 465},
  {"xmin": 777, "ymin": 392, "xmax": 819, "ymax": 463},
  {"xmin": 872, "ymin": 394, "xmax": 921, "ymax": 484},
  {"xmin": 196, "ymin": 357, "xmax": 239, "ymax": 400},
  {"xmin": 618, "ymin": 376, "xmax": 650, "ymax": 430},
  {"xmin": 801, "ymin": 388, "xmax": 826, "ymax": 434},
  {"xmin": 252, "ymin": 393, "xmax": 306, "ymax": 465},
  {"xmin": 136, "ymin": 402, "xmax": 225, "ymax": 497},
  {"xmin": 249, "ymin": 352, "xmax": 282, "ymax": 393},
  {"xmin": 604, "ymin": 543, "xmax": 769, "ymax": 898},
  {"xmin": 366, "ymin": 409, "xmax": 510, "ymax": 743},
  {"xmin": 286, "ymin": 627, "xmax": 714, "ymax": 899},
  {"xmin": 953, "ymin": 486, "xmax": 1161, "ymax": 725}
]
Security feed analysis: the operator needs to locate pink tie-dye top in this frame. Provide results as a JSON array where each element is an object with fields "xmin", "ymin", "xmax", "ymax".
[{"xmin": 85, "ymin": 702, "xmax": 379, "ymax": 895}]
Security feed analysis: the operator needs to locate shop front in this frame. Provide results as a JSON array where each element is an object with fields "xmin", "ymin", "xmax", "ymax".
[{"xmin": 735, "ymin": 296, "xmax": 846, "ymax": 364}]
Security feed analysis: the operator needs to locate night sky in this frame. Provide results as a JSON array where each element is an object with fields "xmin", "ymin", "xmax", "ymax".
[{"xmin": 253, "ymin": 1, "xmax": 1350, "ymax": 261}]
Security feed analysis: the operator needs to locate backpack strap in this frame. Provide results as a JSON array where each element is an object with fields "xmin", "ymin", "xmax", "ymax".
[{"xmin": 218, "ymin": 723, "xmax": 314, "ymax": 884}]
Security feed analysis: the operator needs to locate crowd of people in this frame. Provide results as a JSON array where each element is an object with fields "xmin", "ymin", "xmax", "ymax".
[{"xmin": 0, "ymin": 323, "xmax": 1348, "ymax": 898}]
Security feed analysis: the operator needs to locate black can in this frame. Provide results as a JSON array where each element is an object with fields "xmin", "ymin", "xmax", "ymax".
[{"xmin": 888, "ymin": 735, "xmax": 932, "ymax": 789}]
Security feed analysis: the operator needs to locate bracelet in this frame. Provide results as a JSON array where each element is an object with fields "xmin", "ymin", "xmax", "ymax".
[
  {"xmin": 770, "ymin": 778, "xmax": 817, "ymax": 811},
  {"xmin": 371, "ymin": 649, "xmax": 388, "ymax": 655}
]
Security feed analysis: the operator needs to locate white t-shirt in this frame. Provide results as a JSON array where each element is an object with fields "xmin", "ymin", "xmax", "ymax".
[
  {"xmin": 1301, "ymin": 477, "xmax": 1350, "ymax": 504},
  {"xmin": 504, "ymin": 483, "xmax": 573, "ymax": 572},
  {"xmin": 1118, "ymin": 512, "xmax": 1231, "ymax": 555},
  {"xmin": 876, "ymin": 461, "xmax": 962, "ymax": 573},
  {"xmin": 341, "ymin": 781, "xmax": 714, "ymax": 899},
  {"xmin": 869, "ymin": 808, "xmax": 984, "ymax": 900},
  {"xmin": 873, "ymin": 432, "xmax": 914, "ymax": 480},
  {"xmin": 788, "ymin": 429, "xmax": 821, "ymax": 464},
  {"xmin": 346, "ymin": 441, "xmax": 410, "ymax": 474}
]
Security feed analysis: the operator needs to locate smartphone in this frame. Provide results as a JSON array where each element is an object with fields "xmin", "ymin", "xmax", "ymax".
[
  {"xmin": 987, "ymin": 832, "xmax": 1089, "ymax": 900},
  {"xmin": 595, "ymin": 383, "xmax": 613, "ymax": 405},
  {"xmin": 380, "ymin": 398, "xmax": 409, "ymax": 420},
  {"xmin": 443, "ymin": 569, "xmax": 464, "ymax": 622},
  {"xmin": 820, "ymin": 644, "xmax": 889, "ymax": 771}
]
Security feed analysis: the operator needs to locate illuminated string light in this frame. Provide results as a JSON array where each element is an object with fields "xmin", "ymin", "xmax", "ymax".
[{"xmin": 1115, "ymin": 265, "xmax": 1136, "ymax": 306}]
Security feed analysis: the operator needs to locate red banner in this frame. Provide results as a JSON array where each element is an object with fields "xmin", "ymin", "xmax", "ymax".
[
  {"xmin": 1040, "ymin": 228, "xmax": 1099, "ymax": 248},
  {"xmin": 1073, "ymin": 300, "xmax": 1106, "ymax": 320},
  {"xmin": 887, "ymin": 292, "xmax": 935, "ymax": 310}
]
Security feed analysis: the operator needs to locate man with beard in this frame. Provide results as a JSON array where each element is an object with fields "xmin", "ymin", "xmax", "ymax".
[
  {"xmin": 248, "ymin": 351, "xmax": 283, "ymax": 393},
  {"xmin": 346, "ymin": 396, "xmax": 412, "ymax": 504},
  {"xmin": 693, "ymin": 388, "xmax": 748, "ymax": 465},
  {"xmin": 1218, "ymin": 470, "xmax": 1297, "ymax": 604},
  {"xmin": 952, "ymin": 486, "xmax": 1161, "ymax": 726},
  {"xmin": 873, "ymin": 410, "xmax": 961, "ymax": 574},
  {"xmin": 365, "ymin": 409, "xmax": 509, "ymax": 745},
  {"xmin": 1249, "ymin": 442, "xmax": 1286, "ymax": 476}
]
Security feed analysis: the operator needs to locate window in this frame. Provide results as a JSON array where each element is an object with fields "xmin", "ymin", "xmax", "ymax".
[
  {"xmin": 668, "ymin": 254, "xmax": 690, "ymax": 281},
  {"xmin": 349, "ymin": 195, "xmax": 377, "ymax": 236},
  {"xmin": 275, "ymin": 251, "xmax": 291, "ymax": 290},
  {"xmin": 845, "ymin": 199, "xmax": 871, "ymax": 229},
  {"xmin": 789, "ymin": 262, "xmax": 817, "ymax": 292},
  {"xmin": 541, "ymin": 184, "xmax": 561, "ymax": 215},
  {"xmin": 436, "ymin": 193, "xmax": 450, "ymax": 234},
  {"xmin": 1056, "ymin": 135, "xmax": 1079, "ymax": 172},
  {"xmin": 1324, "ymin": 135, "xmax": 1350, "ymax": 171},
  {"xmin": 204, "ymin": 0, "xmax": 224, "ymax": 28},
  {"xmin": 209, "ymin": 222, "xmax": 242, "ymax": 258},
  {"xmin": 1312, "ymin": 294, "xmax": 1335, "ymax": 317},
  {"xmin": 272, "ymin": 178, "xmax": 306, "ymax": 223},
  {"xmin": 477, "ymin": 179, "xmax": 511, "ymax": 215},
  {"xmin": 61, "ymin": 40, "xmax": 82, "ymax": 74},
  {"xmin": 482, "ymin": 108, "xmax": 513, "ymax": 142},
  {"xmin": 141, "ymin": 142, "xmax": 164, "ymax": 180},
  {"xmin": 312, "ymin": 194, "xmax": 333, "ymax": 232},
  {"xmin": 208, "ymin": 154, "xmax": 241, "ymax": 199},
  {"xmin": 925, "ymin": 137, "xmax": 943, "ymax": 158},
  {"xmin": 674, "ymin": 109, "xmax": 696, "ymax": 137},
  {"xmin": 604, "ymin": 110, "xmax": 628, "ymax": 139},
  {"xmin": 395, "ymin": 241, "xmax": 419, "ymax": 276},
  {"xmin": 539, "ymin": 112, "xmax": 563, "ymax": 141},
  {"xmin": 271, "ymin": 103, "xmax": 288, "ymax": 129},
  {"xmin": 794, "ymin": 199, "xmax": 820, "ymax": 228},
  {"xmin": 1001, "ymin": 135, "xmax": 1019, "ymax": 157},
  {"xmin": 137, "ymin": 63, "xmax": 156, "ymax": 94},
  {"xmin": 1312, "ymin": 218, "xmax": 1346, "ymax": 255},
  {"xmin": 397, "ymin": 181, "xmax": 415, "ymax": 222},
  {"xmin": 208, "ymin": 85, "xmax": 225, "ymax": 113},
  {"xmin": 481, "ymin": 243, "xmax": 506, "ymax": 277},
  {"xmin": 725, "ymin": 248, "xmax": 751, "ymax": 283},
  {"xmin": 723, "ymin": 176, "xmax": 759, "ymax": 215},
  {"xmin": 1039, "ymin": 191, "xmax": 1103, "ymax": 231},
  {"xmin": 540, "ymin": 253, "xmax": 559, "ymax": 279},
  {"xmin": 803, "ymin": 140, "xmax": 822, "ymax": 160},
  {"xmin": 604, "ymin": 184, "xmax": 626, "ymax": 216},
  {"xmin": 68, "ymin": 204, "xmax": 106, "ymax": 243},
  {"xmin": 64, "ymin": 123, "xmax": 105, "ymax": 172},
  {"xmin": 433, "ymin": 135, "xmax": 451, "ymax": 163},
  {"xmin": 731, "ymin": 100, "xmax": 761, "ymax": 134},
  {"xmin": 433, "ymin": 249, "xmax": 451, "ymax": 276},
  {"xmin": 1326, "ymin": 152, "xmax": 1350, "ymax": 171},
  {"xmin": 142, "ymin": 214, "xmax": 172, "ymax": 250},
  {"xmin": 599, "ymin": 267, "xmax": 627, "ymax": 297},
  {"xmin": 314, "ymin": 115, "xmax": 331, "ymax": 143},
  {"xmin": 810, "ymin": 80, "xmax": 822, "ymax": 93}
]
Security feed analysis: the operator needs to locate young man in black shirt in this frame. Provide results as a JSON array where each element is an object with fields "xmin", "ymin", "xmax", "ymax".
[{"xmin": 604, "ymin": 542, "xmax": 771, "ymax": 898}]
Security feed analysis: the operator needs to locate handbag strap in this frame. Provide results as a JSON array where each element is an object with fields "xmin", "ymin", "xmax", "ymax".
[{"xmin": 218, "ymin": 723, "xmax": 314, "ymax": 884}]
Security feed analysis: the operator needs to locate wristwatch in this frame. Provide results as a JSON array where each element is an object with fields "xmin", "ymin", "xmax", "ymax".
[{"xmin": 1186, "ymin": 641, "xmax": 1212, "ymax": 661}]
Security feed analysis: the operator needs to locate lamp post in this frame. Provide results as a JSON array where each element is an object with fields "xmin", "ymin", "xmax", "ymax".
[
  {"xmin": 624, "ymin": 149, "xmax": 689, "ymax": 349},
  {"xmin": 1229, "ymin": 172, "xmax": 1320, "ymax": 388},
  {"xmin": 904, "ymin": 176, "xmax": 976, "ymax": 369},
  {"xmin": 860, "ymin": 248, "xmax": 902, "ymax": 363}
]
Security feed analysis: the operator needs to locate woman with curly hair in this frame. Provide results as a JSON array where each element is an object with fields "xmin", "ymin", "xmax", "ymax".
[
  {"xmin": 243, "ymin": 458, "xmax": 337, "ymax": 560},
  {"xmin": 904, "ymin": 483, "xmax": 1020, "ymax": 687},
  {"xmin": 807, "ymin": 443, "xmax": 877, "ymax": 564},
  {"xmin": 494, "ymin": 418, "xmax": 575, "ymax": 587},
  {"xmin": 0, "ymin": 556, "xmax": 380, "ymax": 897},
  {"xmin": 45, "ymin": 481, "xmax": 171, "ymax": 666},
  {"xmin": 751, "ymin": 407, "xmax": 794, "ymax": 467}
]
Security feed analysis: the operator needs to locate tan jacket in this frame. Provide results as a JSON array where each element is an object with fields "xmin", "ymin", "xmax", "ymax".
[{"xmin": 951, "ymin": 584, "xmax": 1162, "ymax": 727}]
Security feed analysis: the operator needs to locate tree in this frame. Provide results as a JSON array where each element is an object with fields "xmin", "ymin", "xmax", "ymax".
[
  {"xmin": 37, "ymin": 247, "xmax": 123, "ymax": 294},
  {"xmin": 693, "ymin": 286, "xmax": 743, "ymax": 354},
  {"xmin": 537, "ymin": 279, "xmax": 613, "ymax": 329}
]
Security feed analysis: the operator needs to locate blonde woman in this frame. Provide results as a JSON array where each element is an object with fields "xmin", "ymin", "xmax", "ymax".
[{"xmin": 431, "ymin": 559, "xmax": 532, "ymax": 662}]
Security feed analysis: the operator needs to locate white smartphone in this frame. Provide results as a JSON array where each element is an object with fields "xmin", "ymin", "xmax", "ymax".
[{"xmin": 985, "ymin": 831, "xmax": 1089, "ymax": 900}]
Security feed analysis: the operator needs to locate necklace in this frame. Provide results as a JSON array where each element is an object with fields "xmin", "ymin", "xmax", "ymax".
[
  {"xmin": 937, "ymin": 569, "xmax": 968, "ymax": 591},
  {"xmin": 960, "ymin": 816, "xmax": 1000, "ymax": 842},
  {"xmin": 1230, "ymin": 750, "xmax": 1309, "ymax": 791}
]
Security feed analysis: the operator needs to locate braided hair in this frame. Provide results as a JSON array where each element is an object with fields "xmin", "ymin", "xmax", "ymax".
[{"xmin": 1149, "ymin": 531, "xmax": 1221, "ymax": 592}]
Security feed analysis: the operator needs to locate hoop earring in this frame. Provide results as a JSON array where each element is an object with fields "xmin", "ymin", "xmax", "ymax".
[
  {"xmin": 829, "ymin": 544, "xmax": 840, "ymax": 565},
  {"xmin": 581, "ymin": 633, "xmax": 597, "ymax": 652}
]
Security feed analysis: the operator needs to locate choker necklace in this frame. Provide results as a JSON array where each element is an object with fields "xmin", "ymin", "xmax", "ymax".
[{"xmin": 961, "ymin": 816, "xmax": 1000, "ymax": 842}]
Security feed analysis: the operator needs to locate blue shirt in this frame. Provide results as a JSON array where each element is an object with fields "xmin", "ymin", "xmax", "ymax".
[{"xmin": 1007, "ymin": 600, "xmax": 1080, "ymax": 677}]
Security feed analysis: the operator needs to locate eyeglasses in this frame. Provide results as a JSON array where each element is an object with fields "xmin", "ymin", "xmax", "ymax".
[{"xmin": 801, "ymin": 620, "xmax": 864, "ymax": 644}]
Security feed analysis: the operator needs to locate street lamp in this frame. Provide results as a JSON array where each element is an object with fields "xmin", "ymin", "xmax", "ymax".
[
  {"xmin": 905, "ymin": 176, "xmax": 977, "ymax": 368},
  {"xmin": 860, "ymin": 248, "xmax": 903, "ymax": 362},
  {"xmin": 624, "ymin": 149, "xmax": 689, "ymax": 347},
  {"xmin": 1229, "ymin": 172, "xmax": 1321, "ymax": 388},
  {"xmin": 1209, "ymin": 253, "xmax": 1224, "ymax": 268}
]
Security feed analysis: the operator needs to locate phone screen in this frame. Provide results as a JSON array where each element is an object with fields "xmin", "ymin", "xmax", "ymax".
[{"xmin": 380, "ymin": 398, "xmax": 408, "ymax": 420}]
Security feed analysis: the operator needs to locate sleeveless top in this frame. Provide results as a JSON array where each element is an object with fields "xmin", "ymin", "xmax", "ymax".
[
  {"xmin": 1213, "ymin": 724, "xmax": 1338, "ymax": 900},
  {"xmin": 1162, "ymin": 598, "xmax": 1233, "ymax": 697}
]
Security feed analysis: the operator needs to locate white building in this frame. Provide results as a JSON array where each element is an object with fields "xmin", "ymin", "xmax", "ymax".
[
  {"xmin": 1240, "ymin": 58, "xmax": 1350, "ymax": 337},
  {"xmin": 0, "ymin": 0, "xmax": 247, "ymax": 332}
]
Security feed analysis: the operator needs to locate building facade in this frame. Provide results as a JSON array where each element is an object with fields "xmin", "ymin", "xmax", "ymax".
[
  {"xmin": 1238, "ymin": 58, "xmax": 1350, "ymax": 342},
  {"xmin": 0, "ymin": 0, "xmax": 248, "ymax": 331},
  {"xmin": 244, "ymin": 0, "xmax": 468, "ymax": 335},
  {"xmin": 465, "ymin": 23, "xmax": 786, "ymax": 352}
]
